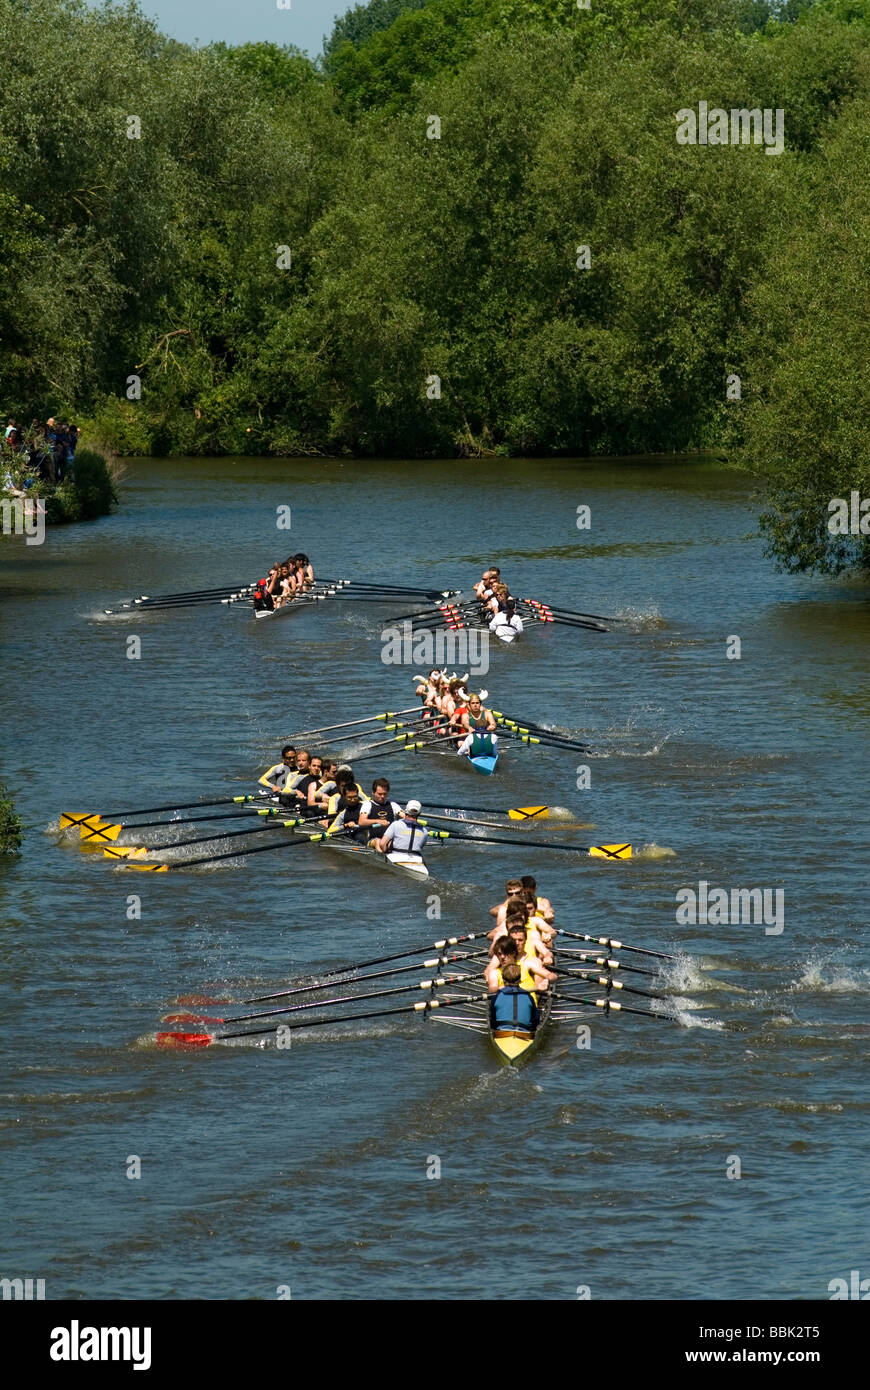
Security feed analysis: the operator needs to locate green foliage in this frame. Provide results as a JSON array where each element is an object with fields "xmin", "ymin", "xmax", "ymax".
[
  {"xmin": 0, "ymin": 781, "xmax": 22, "ymax": 855},
  {"xmin": 324, "ymin": 0, "xmax": 430, "ymax": 66},
  {"xmin": 737, "ymin": 73, "xmax": 870, "ymax": 572},
  {"xmin": 3, "ymin": 0, "xmax": 870, "ymax": 569}
]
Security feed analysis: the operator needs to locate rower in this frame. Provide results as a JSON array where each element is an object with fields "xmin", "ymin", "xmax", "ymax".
[
  {"xmin": 513, "ymin": 892, "xmax": 556, "ymax": 950},
  {"xmin": 372, "ymin": 799, "xmax": 428, "ymax": 857},
  {"xmin": 324, "ymin": 764, "xmax": 365, "ymax": 818},
  {"xmin": 474, "ymin": 566, "xmax": 501, "ymax": 600},
  {"xmin": 520, "ymin": 874, "xmax": 555, "ymax": 925},
  {"xmin": 259, "ymin": 745, "xmax": 297, "ymax": 794},
  {"xmin": 489, "ymin": 878, "xmax": 524, "ymax": 924},
  {"xmin": 286, "ymin": 753, "xmax": 324, "ymax": 816},
  {"xmin": 458, "ymin": 693, "xmax": 496, "ymax": 736},
  {"xmin": 359, "ymin": 778, "xmax": 402, "ymax": 841},
  {"xmin": 313, "ymin": 759, "xmax": 340, "ymax": 809},
  {"xmin": 292, "ymin": 553, "xmax": 314, "ymax": 587},
  {"xmin": 485, "ymin": 934, "xmax": 551, "ymax": 996},
  {"xmin": 489, "ymin": 906, "xmax": 554, "ymax": 964},
  {"xmin": 456, "ymin": 692, "xmax": 498, "ymax": 761},
  {"xmin": 327, "ymin": 784, "xmax": 366, "ymax": 842}
]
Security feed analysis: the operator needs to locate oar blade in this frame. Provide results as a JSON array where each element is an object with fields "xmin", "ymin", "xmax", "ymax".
[
  {"xmin": 156, "ymin": 1031, "xmax": 214, "ymax": 1047},
  {"xmin": 507, "ymin": 806, "xmax": 549, "ymax": 821},
  {"xmin": 60, "ymin": 811, "xmax": 102, "ymax": 830},
  {"xmin": 80, "ymin": 820, "xmax": 122, "ymax": 844},
  {"xmin": 589, "ymin": 843, "xmax": 632, "ymax": 860}
]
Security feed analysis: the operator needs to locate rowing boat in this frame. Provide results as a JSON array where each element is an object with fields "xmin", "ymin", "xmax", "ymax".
[
  {"xmin": 155, "ymin": 926, "xmax": 684, "ymax": 1056},
  {"xmin": 284, "ymin": 822, "xmax": 431, "ymax": 880}
]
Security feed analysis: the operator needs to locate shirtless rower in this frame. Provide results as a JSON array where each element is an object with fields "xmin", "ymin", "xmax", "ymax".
[{"xmin": 474, "ymin": 567, "xmax": 502, "ymax": 601}]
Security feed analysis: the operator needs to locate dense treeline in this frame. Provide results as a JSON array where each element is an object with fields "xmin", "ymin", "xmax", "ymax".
[{"xmin": 0, "ymin": 0, "xmax": 868, "ymax": 571}]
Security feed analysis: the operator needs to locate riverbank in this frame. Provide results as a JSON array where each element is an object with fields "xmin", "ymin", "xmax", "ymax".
[{"xmin": 1, "ymin": 447, "xmax": 118, "ymax": 535}]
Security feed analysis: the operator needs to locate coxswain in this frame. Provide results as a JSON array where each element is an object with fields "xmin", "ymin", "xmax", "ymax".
[
  {"xmin": 372, "ymin": 799, "xmax": 428, "ymax": 856},
  {"xmin": 489, "ymin": 594, "xmax": 523, "ymax": 642},
  {"xmin": 253, "ymin": 578, "xmax": 275, "ymax": 613},
  {"xmin": 258, "ymin": 745, "xmax": 297, "ymax": 793},
  {"xmin": 359, "ymin": 778, "xmax": 402, "ymax": 841}
]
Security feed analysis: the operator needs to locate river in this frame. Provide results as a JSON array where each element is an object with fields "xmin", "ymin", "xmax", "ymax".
[{"xmin": 1, "ymin": 455, "xmax": 867, "ymax": 1299}]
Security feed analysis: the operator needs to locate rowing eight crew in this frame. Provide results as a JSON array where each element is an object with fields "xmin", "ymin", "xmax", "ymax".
[
  {"xmin": 473, "ymin": 566, "xmax": 523, "ymax": 641},
  {"xmin": 259, "ymin": 748, "xmax": 428, "ymax": 857},
  {"xmin": 415, "ymin": 671, "xmax": 498, "ymax": 760},
  {"xmin": 486, "ymin": 875, "xmax": 557, "ymax": 1038},
  {"xmin": 253, "ymin": 553, "xmax": 315, "ymax": 613}
]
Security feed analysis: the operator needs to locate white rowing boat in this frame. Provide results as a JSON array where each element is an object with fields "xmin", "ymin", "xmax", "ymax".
[{"xmin": 292, "ymin": 827, "xmax": 430, "ymax": 880}]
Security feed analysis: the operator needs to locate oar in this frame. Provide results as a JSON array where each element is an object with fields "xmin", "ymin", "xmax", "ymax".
[
  {"xmin": 556, "ymin": 929, "xmax": 676, "ymax": 961},
  {"xmin": 157, "ymin": 992, "xmax": 490, "ymax": 1047},
  {"xmin": 103, "ymin": 815, "xmax": 308, "ymax": 858},
  {"xmin": 551, "ymin": 993, "xmax": 679, "ymax": 1021},
  {"xmin": 301, "ymin": 930, "xmax": 494, "ymax": 980},
  {"xmin": 426, "ymin": 827, "xmax": 632, "ymax": 859},
  {"xmin": 555, "ymin": 965, "xmax": 665, "ymax": 996},
  {"xmin": 228, "ymin": 951, "xmax": 482, "ymax": 1008},
  {"xmin": 60, "ymin": 795, "xmax": 263, "ymax": 828},
  {"xmin": 282, "ymin": 707, "xmax": 423, "ymax": 739},
  {"xmin": 522, "ymin": 598, "xmax": 623, "ymax": 624},
  {"xmin": 162, "ymin": 971, "xmax": 479, "ymax": 1030},
  {"xmin": 97, "ymin": 806, "xmax": 287, "ymax": 832},
  {"xmin": 106, "ymin": 584, "xmax": 250, "ymax": 612},
  {"xmin": 555, "ymin": 947, "xmax": 659, "ymax": 978},
  {"xmin": 119, "ymin": 830, "xmax": 325, "ymax": 871}
]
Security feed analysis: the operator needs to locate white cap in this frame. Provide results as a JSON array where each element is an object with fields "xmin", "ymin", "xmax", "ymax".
[{"xmin": 405, "ymin": 799, "xmax": 422, "ymax": 814}]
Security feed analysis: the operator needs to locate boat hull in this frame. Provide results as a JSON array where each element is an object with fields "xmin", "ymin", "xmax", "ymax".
[{"xmin": 489, "ymin": 972, "xmax": 554, "ymax": 1064}]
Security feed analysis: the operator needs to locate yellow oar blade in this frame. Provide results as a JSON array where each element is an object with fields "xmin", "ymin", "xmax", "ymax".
[
  {"xmin": 103, "ymin": 845, "xmax": 148, "ymax": 860},
  {"xmin": 507, "ymin": 806, "xmax": 549, "ymax": 821},
  {"xmin": 589, "ymin": 843, "xmax": 632, "ymax": 860},
  {"xmin": 80, "ymin": 821, "xmax": 122, "ymax": 844},
  {"xmin": 123, "ymin": 861, "xmax": 168, "ymax": 872},
  {"xmin": 60, "ymin": 811, "xmax": 103, "ymax": 830}
]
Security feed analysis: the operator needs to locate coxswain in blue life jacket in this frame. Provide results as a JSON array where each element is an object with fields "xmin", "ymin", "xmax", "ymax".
[
  {"xmin": 373, "ymin": 799, "xmax": 428, "ymax": 856},
  {"xmin": 489, "ymin": 961, "xmax": 540, "ymax": 1036}
]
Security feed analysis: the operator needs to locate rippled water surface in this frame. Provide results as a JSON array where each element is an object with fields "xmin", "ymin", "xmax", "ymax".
[{"xmin": 1, "ymin": 456, "xmax": 867, "ymax": 1300}]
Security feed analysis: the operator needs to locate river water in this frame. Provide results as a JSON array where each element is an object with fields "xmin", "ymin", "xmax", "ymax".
[{"xmin": 0, "ymin": 455, "xmax": 867, "ymax": 1300}]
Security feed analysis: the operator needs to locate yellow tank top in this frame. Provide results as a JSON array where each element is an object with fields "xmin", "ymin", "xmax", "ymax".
[{"xmin": 495, "ymin": 959, "xmax": 538, "ymax": 997}]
